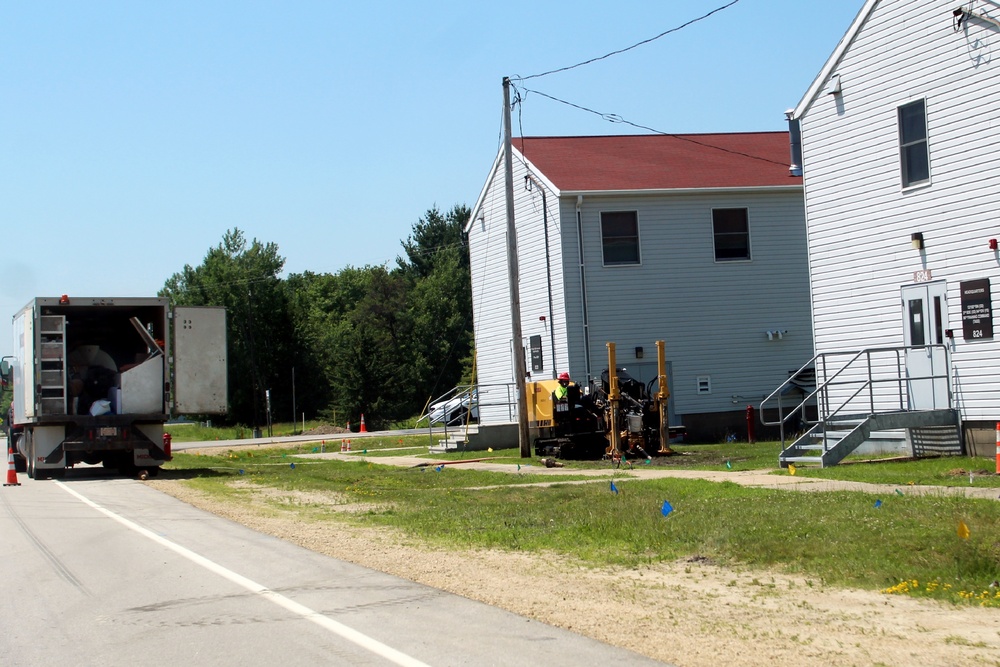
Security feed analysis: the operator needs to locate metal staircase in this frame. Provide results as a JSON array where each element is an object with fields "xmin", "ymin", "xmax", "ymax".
[{"xmin": 761, "ymin": 345, "xmax": 962, "ymax": 468}]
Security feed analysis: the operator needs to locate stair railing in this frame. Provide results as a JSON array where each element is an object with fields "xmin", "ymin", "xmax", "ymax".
[{"xmin": 761, "ymin": 344, "xmax": 951, "ymax": 450}]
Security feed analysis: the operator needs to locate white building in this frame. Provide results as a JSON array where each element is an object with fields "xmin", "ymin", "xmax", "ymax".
[
  {"xmin": 467, "ymin": 133, "xmax": 812, "ymax": 442},
  {"xmin": 786, "ymin": 0, "xmax": 1000, "ymax": 457}
]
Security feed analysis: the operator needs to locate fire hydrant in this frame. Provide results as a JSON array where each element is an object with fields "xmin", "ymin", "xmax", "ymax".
[
  {"xmin": 162, "ymin": 432, "xmax": 173, "ymax": 461},
  {"xmin": 746, "ymin": 405, "xmax": 756, "ymax": 444}
]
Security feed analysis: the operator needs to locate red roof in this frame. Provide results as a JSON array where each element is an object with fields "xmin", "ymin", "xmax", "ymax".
[{"xmin": 514, "ymin": 133, "xmax": 799, "ymax": 191}]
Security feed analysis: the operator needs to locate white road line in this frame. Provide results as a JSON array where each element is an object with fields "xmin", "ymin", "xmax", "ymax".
[{"xmin": 57, "ymin": 481, "xmax": 431, "ymax": 667}]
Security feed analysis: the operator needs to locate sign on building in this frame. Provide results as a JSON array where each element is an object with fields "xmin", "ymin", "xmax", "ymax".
[{"xmin": 960, "ymin": 278, "xmax": 993, "ymax": 341}]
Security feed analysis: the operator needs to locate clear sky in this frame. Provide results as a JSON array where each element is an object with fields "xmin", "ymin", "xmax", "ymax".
[{"xmin": 0, "ymin": 1, "xmax": 864, "ymax": 352}]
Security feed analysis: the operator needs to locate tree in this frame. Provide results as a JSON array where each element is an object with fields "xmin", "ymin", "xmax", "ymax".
[
  {"xmin": 397, "ymin": 205, "xmax": 474, "ymax": 406},
  {"xmin": 161, "ymin": 229, "xmax": 292, "ymax": 426}
]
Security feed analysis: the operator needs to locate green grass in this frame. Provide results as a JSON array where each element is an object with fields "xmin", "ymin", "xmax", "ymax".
[
  {"xmin": 162, "ymin": 439, "xmax": 1000, "ymax": 608},
  {"xmin": 782, "ymin": 454, "xmax": 1000, "ymax": 487}
]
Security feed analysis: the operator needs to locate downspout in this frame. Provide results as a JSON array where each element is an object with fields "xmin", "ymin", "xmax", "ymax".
[
  {"xmin": 576, "ymin": 195, "xmax": 593, "ymax": 386},
  {"xmin": 526, "ymin": 173, "xmax": 557, "ymax": 379}
]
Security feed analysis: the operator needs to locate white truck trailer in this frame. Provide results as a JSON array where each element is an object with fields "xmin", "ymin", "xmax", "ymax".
[{"xmin": 9, "ymin": 296, "xmax": 227, "ymax": 479}]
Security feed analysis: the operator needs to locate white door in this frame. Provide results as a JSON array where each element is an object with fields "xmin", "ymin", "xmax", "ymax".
[
  {"xmin": 173, "ymin": 306, "xmax": 229, "ymax": 415},
  {"xmin": 900, "ymin": 282, "xmax": 949, "ymax": 410}
]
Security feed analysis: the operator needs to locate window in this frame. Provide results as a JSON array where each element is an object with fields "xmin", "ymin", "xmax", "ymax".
[
  {"xmin": 712, "ymin": 208, "xmax": 751, "ymax": 261},
  {"xmin": 697, "ymin": 376, "xmax": 712, "ymax": 394},
  {"xmin": 600, "ymin": 211, "xmax": 640, "ymax": 265},
  {"xmin": 898, "ymin": 99, "xmax": 929, "ymax": 187}
]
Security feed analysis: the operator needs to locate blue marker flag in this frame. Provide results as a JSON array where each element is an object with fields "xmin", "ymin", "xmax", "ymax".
[
  {"xmin": 610, "ymin": 481, "xmax": 619, "ymax": 495},
  {"xmin": 289, "ymin": 463, "xmax": 295, "ymax": 469},
  {"xmin": 874, "ymin": 499, "xmax": 882, "ymax": 509},
  {"xmin": 436, "ymin": 465, "xmax": 443, "ymax": 472},
  {"xmin": 239, "ymin": 469, "xmax": 245, "ymax": 475},
  {"xmin": 661, "ymin": 500, "xmax": 674, "ymax": 517}
]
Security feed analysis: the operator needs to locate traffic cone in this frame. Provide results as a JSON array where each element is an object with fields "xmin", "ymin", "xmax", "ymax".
[
  {"xmin": 340, "ymin": 439, "xmax": 347, "ymax": 453},
  {"xmin": 346, "ymin": 440, "xmax": 351, "ymax": 452},
  {"xmin": 360, "ymin": 414, "xmax": 367, "ymax": 433},
  {"xmin": 995, "ymin": 422, "xmax": 999, "ymax": 475},
  {"xmin": 4, "ymin": 446, "xmax": 21, "ymax": 487}
]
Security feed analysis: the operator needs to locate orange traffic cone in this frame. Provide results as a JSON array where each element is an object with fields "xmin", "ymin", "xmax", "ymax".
[
  {"xmin": 346, "ymin": 439, "xmax": 351, "ymax": 452},
  {"xmin": 340, "ymin": 439, "xmax": 347, "ymax": 453},
  {"xmin": 360, "ymin": 414, "xmax": 367, "ymax": 433},
  {"xmin": 995, "ymin": 422, "xmax": 999, "ymax": 475},
  {"xmin": 4, "ymin": 446, "xmax": 21, "ymax": 487}
]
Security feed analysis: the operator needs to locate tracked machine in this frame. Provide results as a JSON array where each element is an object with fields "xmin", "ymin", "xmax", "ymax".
[{"xmin": 528, "ymin": 340, "xmax": 684, "ymax": 460}]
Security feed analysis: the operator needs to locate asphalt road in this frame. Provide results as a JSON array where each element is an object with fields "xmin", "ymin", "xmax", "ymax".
[{"xmin": 0, "ymin": 463, "xmax": 669, "ymax": 667}]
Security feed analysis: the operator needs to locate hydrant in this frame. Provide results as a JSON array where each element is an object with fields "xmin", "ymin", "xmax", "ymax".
[
  {"xmin": 162, "ymin": 432, "xmax": 173, "ymax": 461},
  {"xmin": 745, "ymin": 405, "xmax": 756, "ymax": 444}
]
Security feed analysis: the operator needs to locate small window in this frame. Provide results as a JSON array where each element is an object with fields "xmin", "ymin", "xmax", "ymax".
[
  {"xmin": 697, "ymin": 376, "xmax": 712, "ymax": 394},
  {"xmin": 601, "ymin": 211, "xmax": 640, "ymax": 265},
  {"xmin": 712, "ymin": 208, "xmax": 750, "ymax": 261},
  {"xmin": 898, "ymin": 99, "xmax": 929, "ymax": 187}
]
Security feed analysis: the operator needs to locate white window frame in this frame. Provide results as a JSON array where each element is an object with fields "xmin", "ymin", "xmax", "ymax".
[
  {"xmin": 898, "ymin": 98, "xmax": 930, "ymax": 189},
  {"xmin": 600, "ymin": 211, "xmax": 641, "ymax": 266},
  {"xmin": 696, "ymin": 376, "xmax": 712, "ymax": 394},
  {"xmin": 712, "ymin": 207, "xmax": 752, "ymax": 262}
]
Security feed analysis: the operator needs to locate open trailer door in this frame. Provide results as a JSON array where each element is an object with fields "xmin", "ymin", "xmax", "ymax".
[{"xmin": 173, "ymin": 306, "xmax": 228, "ymax": 415}]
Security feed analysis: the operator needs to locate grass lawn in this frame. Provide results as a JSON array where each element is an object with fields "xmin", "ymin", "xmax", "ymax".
[{"xmin": 162, "ymin": 435, "xmax": 1000, "ymax": 608}]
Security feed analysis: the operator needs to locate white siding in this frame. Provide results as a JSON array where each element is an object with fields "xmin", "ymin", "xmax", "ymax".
[
  {"xmin": 798, "ymin": 0, "xmax": 1000, "ymax": 420},
  {"xmin": 469, "ymin": 152, "xmax": 570, "ymax": 423}
]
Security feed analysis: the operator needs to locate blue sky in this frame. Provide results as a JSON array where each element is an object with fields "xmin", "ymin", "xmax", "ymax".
[{"xmin": 0, "ymin": 1, "xmax": 863, "ymax": 351}]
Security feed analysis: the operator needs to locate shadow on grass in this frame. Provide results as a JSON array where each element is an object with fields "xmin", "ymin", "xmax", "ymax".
[{"xmin": 157, "ymin": 467, "xmax": 233, "ymax": 481}]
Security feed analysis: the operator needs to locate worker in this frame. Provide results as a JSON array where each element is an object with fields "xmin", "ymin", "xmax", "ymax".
[{"xmin": 553, "ymin": 372, "xmax": 573, "ymax": 414}]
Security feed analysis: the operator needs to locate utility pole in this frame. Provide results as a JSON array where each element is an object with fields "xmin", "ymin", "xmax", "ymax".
[{"xmin": 503, "ymin": 76, "xmax": 530, "ymax": 458}]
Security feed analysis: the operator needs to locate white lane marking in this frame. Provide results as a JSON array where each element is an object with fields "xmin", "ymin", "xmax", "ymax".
[{"xmin": 57, "ymin": 481, "xmax": 431, "ymax": 667}]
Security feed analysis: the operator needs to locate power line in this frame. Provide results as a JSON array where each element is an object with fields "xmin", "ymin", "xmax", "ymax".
[{"xmin": 515, "ymin": 0, "xmax": 742, "ymax": 81}]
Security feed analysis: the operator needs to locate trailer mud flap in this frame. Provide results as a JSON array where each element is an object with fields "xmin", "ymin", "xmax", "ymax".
[{"xmin": 43, "ymin": 444, "xmax": 65, "ymax": 464}]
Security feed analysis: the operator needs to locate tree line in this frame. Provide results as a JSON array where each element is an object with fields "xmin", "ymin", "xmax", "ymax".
[{"xmin": 159, "ymin": 204, "xmax": 473, "ymax": 430}]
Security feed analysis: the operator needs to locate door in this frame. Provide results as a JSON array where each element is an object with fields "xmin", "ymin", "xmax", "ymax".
[
  {"xmin": 173, "ymin": 306, "xmax": 229, "ymax": 415},
  {"xmin": 900, "ymin": 281, "xmax": 949, "ymax": 409}
]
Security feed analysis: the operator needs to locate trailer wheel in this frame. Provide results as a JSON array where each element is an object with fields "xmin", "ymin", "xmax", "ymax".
[
  {"xmin": 12, "ymin": 435, "xmax": 26, "ymax": 473},
  {"xmin": 25, "ymin": 431, "xmax": 35, "ymax": 479}
]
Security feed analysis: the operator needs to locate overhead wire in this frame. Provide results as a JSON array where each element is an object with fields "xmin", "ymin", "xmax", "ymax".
[
  {"xmin": 513, "ymin": 85, "xmax": 789, "ymax": 168},
  {"xmin": 501, "ymin": 1, "xmax": 786, "ymax": 168},
  {"xmin": 514, "ymin": 0, "xmax": 743, "ymax": 82}
]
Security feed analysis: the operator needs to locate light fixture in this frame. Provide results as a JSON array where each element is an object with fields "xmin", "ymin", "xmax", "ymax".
[
  {"xmin": 990, "ymin": 238, "xmax": 998, "ymax": 251},
  {"xmin": 911, "ymin": 232, "xmax": 924, "ymax": 250},
  {"xmin": 634, "ymin": 346, "xmax": 643, "ymax": 359}
]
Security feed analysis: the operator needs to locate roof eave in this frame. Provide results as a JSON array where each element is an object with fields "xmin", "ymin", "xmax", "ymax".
[
  {"xmin": 791, "ymin": 0, "xmax": 879, "ymax": 120},
  {"xmin": 467, "ymin": 146, "xmax": 563, "ymax": 232},
  {"xmin": 558, "ymin": 185, "xmax": 803, "ymax": 198}
]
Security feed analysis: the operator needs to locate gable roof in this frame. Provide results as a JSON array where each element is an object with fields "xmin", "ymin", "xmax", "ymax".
[
  {"xmin": 792, "ymin": 0, "xmax": 877, "ymax": 119},
  {"xmin": 512, "ymin": 133, "xmax": 800, "ymax": 193}
]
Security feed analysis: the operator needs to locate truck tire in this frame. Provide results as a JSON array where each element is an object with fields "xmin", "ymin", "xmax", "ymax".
[
  {"xmin": 12, "ymin": 434, "xmax": 26, "ymax": 473},
  {"xmin": 25, "ymin": 431, "xmax": 35, "ymax": 479}
]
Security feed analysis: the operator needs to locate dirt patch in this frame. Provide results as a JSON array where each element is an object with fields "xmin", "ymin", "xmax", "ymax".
[{"xmin": 146, "ymin": 478, "xmax": 1000, "ymax": 667}]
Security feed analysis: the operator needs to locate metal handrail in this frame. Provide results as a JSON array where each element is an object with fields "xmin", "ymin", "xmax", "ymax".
[{"xmin": 760, "ymin": 344, "xmax": 952, "ymax": 449}]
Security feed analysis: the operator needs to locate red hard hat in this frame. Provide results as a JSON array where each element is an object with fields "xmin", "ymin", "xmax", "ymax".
[{"xmin": 558, "ymin": 372, "xmax": 571, "ymax": 381}]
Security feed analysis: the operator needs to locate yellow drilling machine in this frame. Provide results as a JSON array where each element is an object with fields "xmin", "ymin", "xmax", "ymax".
[{"xmin": 527, "ymin": 340, "xmax": 684, "ymax": 460}]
